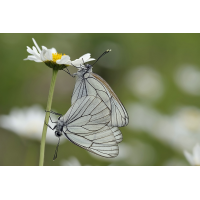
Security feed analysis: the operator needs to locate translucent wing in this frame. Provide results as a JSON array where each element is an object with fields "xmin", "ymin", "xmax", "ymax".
[
  {"xmin": 62, "ymin": 96, "xmax": 120, "ymax": 158},
  {"xmin": 65, "ymin": 126, "xmax": 120, "ymax": 158},
  {"xmin": 71, "ymin": 72, "xmax": 129, "ymax": 127},
  {"xmin": 111, "ymin": 127, "xmax": 123, "ymax": 143}
]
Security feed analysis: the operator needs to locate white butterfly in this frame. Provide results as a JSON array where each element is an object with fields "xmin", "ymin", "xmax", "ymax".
[
  {"xmin": 71, "ymin": 50, "xmax": 129, "ymax": 128},
  {"xmin": 47, "ymin": 95, "xmax": 122, "ymax": 158}
]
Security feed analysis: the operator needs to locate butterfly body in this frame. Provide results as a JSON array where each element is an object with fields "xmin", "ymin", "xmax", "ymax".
[{"xmin": 54, "ymin": 118, "xmax": 64, "ymax": 137}]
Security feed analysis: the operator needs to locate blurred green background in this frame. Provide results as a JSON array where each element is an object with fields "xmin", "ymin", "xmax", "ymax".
[{"xmin": 1, "ymin": 33, "xmax": 200, "ymax": 166}]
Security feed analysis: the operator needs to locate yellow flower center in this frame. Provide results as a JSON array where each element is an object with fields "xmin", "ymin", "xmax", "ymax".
[{"xmin": 52, "ymin": 53, "xmax": 65, "ymax": 62}]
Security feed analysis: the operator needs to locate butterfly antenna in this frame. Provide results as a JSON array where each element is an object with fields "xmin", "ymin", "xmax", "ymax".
[
  {"xmin": 92, "ymin": 49, "xmax": 111, "ymax": 66},
  {"xmin": 53, "ymin": 137, "xmax": 60, "ymax": 161}
]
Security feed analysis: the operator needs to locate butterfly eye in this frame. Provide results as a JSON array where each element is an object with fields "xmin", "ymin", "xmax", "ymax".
[
  {"xmin": 55, "ymin": 131, "xmax": 62, "ymax": 137},
  {"xmin": 85, "ymin": 64, "xmax": 90, "ymax": 68}
]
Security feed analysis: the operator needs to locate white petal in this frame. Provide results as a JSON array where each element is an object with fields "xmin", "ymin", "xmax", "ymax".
[
  {"xmin": 50, "ymin": 48, "xmax": 57, "ymax": 54},
  {"xmin": 41, "ymin": 49, "xmax": 53, "ymax": 61},
  {"xmin": 79, "ymin": 53, "xmax": 91, "ymax": 61},
  {"xmin": 26, "ymin": 46, "xmax": 41, "ymax": 61},
  {"xmin": 41, "ymin": 49, "xmax": 48, "ymax": 61},
  {"xmin": 32, "ymin": 59, "xmax": 43, "ymax": 62},
  {"xmin": 42, "ymin": 46, "xmax": 47, "ymax": 50},
  {"xmin": 47, "ymin": 50, "xmax": 53, "ymax": 60},
  {"xmin": 40, "ymin": 50, "xmax": 45, "ymax": 61},
  {"xmin": 184, "ymin": 150, "xmax": 194, "ymax": 165},
  {"xmin": 86, "ymin": 58, "xmax": 95, "ymax": 62},
  {"xmin": 24, "ymin": 55, "xmax": 37, "ymax": 60},
  {"xmin": 72, "ymin": 53, "xmax": 95, "ymax": 67},
  {"xmin": 71, "ymin": 59, "xmax": 83, "ymax": 67},
  {"xmin": 32, "ymin": 46, "xmax": 41, "ymax": 60},
  {"xmin": 32, "ymin": 38, "xmax": 41, "ymax": 53},
  {"xmin": 26, "ymin": 46, "xmax": 34, "ymax": 55},
  {"xmin": 43, "ymin": 48, "xmax": 57, "ymax": 61},
  {"xmin": 24, "ymin": 55, "xmax": 42, "ymax": 62},
  {"xmin": 56, "ymin": 55, "xmax": 71, "ymax": 64}
]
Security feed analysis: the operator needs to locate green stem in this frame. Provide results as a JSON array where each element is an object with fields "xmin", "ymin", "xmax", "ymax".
[{"xmin": 39, "ymin": 69, "xmax": 58, "ymax": 166}]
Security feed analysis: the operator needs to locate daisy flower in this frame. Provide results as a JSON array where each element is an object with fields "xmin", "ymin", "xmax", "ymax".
[
  {"xmin": 24, "ymin": 38, "xmax": 71, "ymax": 70},
  {"xmin": 71, "ymin": 53, "xmax": 95, "ymax": 68},
  {"xmin": 184, "ymin": 144, "xmax": 200, "ymax": 166},
  {"xmin": 23, "ymin": 38, "xmax": 95, "ymax": 165}
]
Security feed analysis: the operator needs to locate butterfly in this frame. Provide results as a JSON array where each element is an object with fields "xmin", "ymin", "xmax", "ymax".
[
  {"xmin": 47, "ymin": 95, "xmax": 122, "ymax": 159},
  {"xmin": 70, "ymin": 50, "xmax": 129, "ymax": 128}
]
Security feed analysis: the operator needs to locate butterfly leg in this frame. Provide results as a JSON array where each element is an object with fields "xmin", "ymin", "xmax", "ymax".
[
  {"xmin": 49, "ymin": 115, "xmax": 57, "ymax": 123},
  {"xmin": 62, "ymin": 68, "xmax": 75, "ymax": 77},
  {"xmin": 45, "ymin": 110, "xmax": 62, "ymax": 121},
  {"xmin": 45, "ymin": 122, "xmax": 54, "ymax": 130},
  {"xmin": 45, "ymin": 110, "xmax": 62, "ymax": 116},
  {"xmin": 82, "ymin": 58, "xmax": 85, "ymax": 65}
]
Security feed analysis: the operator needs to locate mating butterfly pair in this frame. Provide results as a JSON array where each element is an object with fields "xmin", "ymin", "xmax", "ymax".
[{"xmin": 47, "ymin": 50, "xmax": 129, "ymax": 159}]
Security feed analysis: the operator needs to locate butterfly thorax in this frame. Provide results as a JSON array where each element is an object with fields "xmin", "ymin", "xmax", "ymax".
[{"xmin": 55, "ymin": 119, "xmax": 64, "ymax": 137}]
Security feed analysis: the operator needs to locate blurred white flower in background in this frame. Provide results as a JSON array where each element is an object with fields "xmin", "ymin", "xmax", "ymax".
[
  {"xmin": 60, "ymin": 157, "xmax": 82, "ymax": 166},
  {"xmin": 184, "ymin": 143, "xmax": 200, "ymax": 166},
  {"xmin": 174, "ymin": 65, "xmax": 200, "ymax": 96},
  {"xmin": 127, "ymin": 103, "xmax": 159, "ymax": 132},
  {"xmin": 173, "ymin": 107, "xmax": 200, "ymax": 134},
  {"xmin": 127, "ymin": 103, "xmax": 200, "ymax": 153},
  {"xmin": 125, "ymin": 66, "xmax": 164, "ymax": 102},
  {"xmin": 0, "ymin": 105, "xmax": 64, "ymax": 144}
]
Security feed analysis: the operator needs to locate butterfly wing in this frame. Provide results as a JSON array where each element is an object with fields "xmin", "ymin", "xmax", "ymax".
[
  {"xmin": 71, "ymin": 72, "xmax": 129, "ymax": 127},
  {"xmin": 65, "ymin": 126, "xmax": 120, "ymax": 158},
  {"xmin": 63, "ymin": 96, "xmax": 120, "ymax": 158},
  {"xmin": 91, "ymin": 73, "xmax": 129, "ymax": 127},
  {"xmin": 111, "ymin": 127, "xmax": 123, "ymax": 143}
]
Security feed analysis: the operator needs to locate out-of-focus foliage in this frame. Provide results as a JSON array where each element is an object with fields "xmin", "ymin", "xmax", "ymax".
[{"xmin": 1, "ymin": 33, "xmax": 200, "ymax": 166}]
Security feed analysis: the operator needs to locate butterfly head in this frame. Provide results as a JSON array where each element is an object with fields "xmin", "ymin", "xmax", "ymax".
[
  {"xmin": 78, "ymin": 63, "xmax": 93, "ymax": 74},
  {"xmin": 84, "ymin": 63, "xmax": 93, "ymax": 71},
  {"xmin": 55, "ymin": 130, "xmax": 62, "ymax": 137}
]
